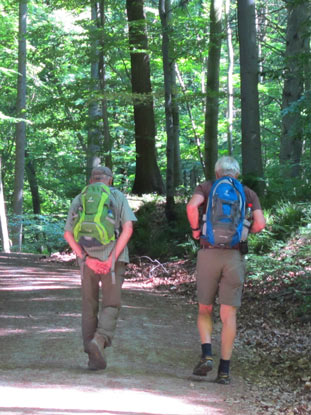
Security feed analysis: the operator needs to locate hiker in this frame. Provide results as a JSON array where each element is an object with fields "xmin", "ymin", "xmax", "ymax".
[
  {"xmin": 64, "ymin": 166, "xmax": 137, "ymax": 370},
  {"xmin": 186, "ymin": 156, "xmax": 265, "ymax": 384}
]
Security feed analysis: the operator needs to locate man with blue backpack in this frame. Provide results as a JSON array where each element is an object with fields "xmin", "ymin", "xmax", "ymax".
[
  {"xmin": 186, "ymin": 156, "xmax": 265, "ymax": 384},
  {"xmin": 64, "ymin": 166, "xmax": 137, "ymax": 370}
]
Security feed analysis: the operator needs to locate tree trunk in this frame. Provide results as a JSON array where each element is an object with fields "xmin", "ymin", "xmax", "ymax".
[
  {"xmin": 172, "ymin": 65, "xmax": 181, "ymax": 189},
  {"xmin": 12, "ymin": 0, "xmax": 27, "ymax": 251},
  {"xmin": 99, "ymin": 0, "xmax": 112, "ymax": 169},
  {"xmin": 25, "ymin": 151, "xmax": 41, "ymax": 214},
  {"xmin": 126, "ymin": 0, "xmax": 165, "ymax": 195},
  {"xmin": 159, "ymin": 0, "xmax": 181, "ymax": 220},
  {"xmin": 237, "ymin": 0, "xmax": 264, "ymax": 194},
  {"xmin": 176, "ymin": 65, "xmax": 205, "ymax": 171},
  {"xmin": 225, "ymin": 0, "xmax": 233, "ymax": 155},
  {"xmin": 204, "ymin": 0, "xmax": 223, "ymax": 180},
  {"xmin": 86, "ymin": 1, "xmax": 102, "ymax": 182},
  {"xmin": 0, "ymin": 158, "xmax": 10, "ymax": 253},
  {"xmin": 255, "ymin": 2, "xmax": 267, "ymax": 84},
  {"xmin": 279, "ymin": 0, "xmax": 310, "ymax": 178}
]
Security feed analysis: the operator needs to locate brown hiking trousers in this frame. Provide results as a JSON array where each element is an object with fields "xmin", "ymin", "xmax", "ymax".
[{"xmin": 80, "ymin": 261, "xmax": 125, "ymax": 352}]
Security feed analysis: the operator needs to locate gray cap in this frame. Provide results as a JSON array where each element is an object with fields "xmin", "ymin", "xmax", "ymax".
[{"xmin": 91, "ymin": 166, "xmax": 113, "ymax": 179}]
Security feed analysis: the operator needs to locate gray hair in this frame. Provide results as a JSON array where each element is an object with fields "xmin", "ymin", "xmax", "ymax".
[{"xmin": 215, "ymin": 156, "xmax": 240, "ymax": 177}]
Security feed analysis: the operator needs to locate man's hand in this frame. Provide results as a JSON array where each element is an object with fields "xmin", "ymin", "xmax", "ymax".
[
  {"xmin": 192, "ymin": 229, "xmax": 201, "ymax": 240},
  {"xmin": 86, "ymin": 256, "xmax": 111, "ymax": 275}
]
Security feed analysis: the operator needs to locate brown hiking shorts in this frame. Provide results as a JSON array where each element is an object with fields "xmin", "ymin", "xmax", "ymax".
[{"xmin": 196, "ymin": 248, "xmax": 245, "ymax": 307}]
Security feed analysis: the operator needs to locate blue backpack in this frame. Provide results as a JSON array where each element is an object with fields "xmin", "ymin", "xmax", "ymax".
[{"xmin": 201, "ymin": 176, "xmax": 246, "ymax": 248}]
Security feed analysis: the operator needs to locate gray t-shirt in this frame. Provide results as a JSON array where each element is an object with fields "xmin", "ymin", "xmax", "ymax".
[{"xmin": 64, "ymin": 188, "xmax": 137, "ymax": 263}]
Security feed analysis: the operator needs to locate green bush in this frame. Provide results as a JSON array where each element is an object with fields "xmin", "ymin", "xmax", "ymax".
[
  {"xmin": 8, "ymin": 214, "xmax": 67, "ymax": 254},
  {"xmin": 249, "ymin": 202, "xmax": 309, "ymax": 254},
  {"xmin": 130, "ymin": 201, "xmax": 194, "ymax": 260}
]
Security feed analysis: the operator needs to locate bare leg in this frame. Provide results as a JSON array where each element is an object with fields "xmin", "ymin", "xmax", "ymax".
[
  {"xmin": 219, "ymin": 304, "xmax": 237, "ymax": 360},
  {"xmin": 192, "ymin": 303, "xmax": 214, "ymax": 376},
  {"xmin": 197, "ymin": 303, "xmax": 213, "ymax": 343}
]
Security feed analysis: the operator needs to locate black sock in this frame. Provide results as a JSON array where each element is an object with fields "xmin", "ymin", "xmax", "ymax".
[
  {"xmin": 218, "ymin": 359, "xmax": 230, "ymax": 374},
  {"xmin": 201, "ymin": 343, "xmax": 212, "ymax": 358}
]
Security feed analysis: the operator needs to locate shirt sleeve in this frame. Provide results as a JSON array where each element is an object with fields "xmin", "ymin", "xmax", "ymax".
[
  {"xmin": 64, "ymin": 194, "xmax": 81, "ymax": 233},
  {"xmin": 113, "ymin": 190, "xmax": 137, "ymax": 225},
  {"xmin": 194, "ymin": 181, "xmax": 212, "ymax": 200},
  {"xmin": 244, "ymin": 186, "xmax": 262, "ymax": 211}
]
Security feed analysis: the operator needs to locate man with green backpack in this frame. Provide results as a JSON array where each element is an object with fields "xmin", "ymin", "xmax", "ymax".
[{"xmin": 64, "ymin": 166, "xmax": 137, "ymax": 370}]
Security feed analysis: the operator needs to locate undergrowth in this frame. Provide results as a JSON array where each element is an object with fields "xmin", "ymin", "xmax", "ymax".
[{"xmin": 130, "ymin": 199, "xmax": 311, "ymax": 315}]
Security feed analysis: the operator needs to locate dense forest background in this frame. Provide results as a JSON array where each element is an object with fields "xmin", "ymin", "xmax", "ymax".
[{"xmin": 0, "ymin": 0, "xmax": 311, "ymax": 253}]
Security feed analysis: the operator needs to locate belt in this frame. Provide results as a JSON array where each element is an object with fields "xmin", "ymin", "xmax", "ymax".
[{"xmin": 200, "ymin": 240, "xmax": 240, "ymax": 250}]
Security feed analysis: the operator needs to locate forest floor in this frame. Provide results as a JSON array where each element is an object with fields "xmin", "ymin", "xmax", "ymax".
[{"xmin": 0, "ymin": 250, "xmax": 310, "ymax": 415}]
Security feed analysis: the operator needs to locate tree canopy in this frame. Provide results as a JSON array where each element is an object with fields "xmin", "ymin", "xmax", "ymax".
[{"xmin": 0, "ymin": 0, "xmax": 311, "ymax": 250}]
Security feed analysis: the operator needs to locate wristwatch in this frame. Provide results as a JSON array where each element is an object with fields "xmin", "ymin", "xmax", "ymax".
[{"xmin": 191, "ymin": 227, "xmax": 200, "ymax": 231}]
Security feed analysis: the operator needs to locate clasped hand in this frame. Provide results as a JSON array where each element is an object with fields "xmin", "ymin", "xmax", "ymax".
[{"xmin": 85, "ymin": 256, "xmax": 111, "ymax": 275}]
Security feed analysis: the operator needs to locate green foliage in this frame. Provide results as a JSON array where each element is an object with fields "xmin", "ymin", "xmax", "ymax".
[
  {"xmin": 130, "ymin": 200, "xmax": 193, "ymax": 260},
  {"xmin": 249, "ymin": 201, "xmax": 308, "ymax": 254},
  {"xmin": 1, "ymin": 0, "xmax": 311, "ymax": 267},
  {"xmin": 8, "ymin": 214, "xmax": 67, "ymax": 254}
]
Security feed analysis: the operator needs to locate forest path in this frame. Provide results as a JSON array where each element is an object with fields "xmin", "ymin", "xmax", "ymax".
[{"xmin": 0, "ymin": 253, "xmax": 253, "ymax": 415}]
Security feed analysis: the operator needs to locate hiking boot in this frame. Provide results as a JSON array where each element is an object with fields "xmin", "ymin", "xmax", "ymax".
[
  {"xmin": 88, "ymin": 336, "xmax": 107, "ymax": 370},
  {"xmin": 215, "ymin": 371, "xmax": 231, "ymax": 385},
  {"xmin": 87, "ymin": 357, "xmax": 99, "ymax": 371},
  {"xmin": 192, "ymin": 356, "xmax": 213, "ymax": 376}
]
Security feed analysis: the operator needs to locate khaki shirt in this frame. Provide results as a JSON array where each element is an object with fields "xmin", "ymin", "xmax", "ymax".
[{"xmin": 64, "ymin": 188, "xmax": 137, "ymax": 263}]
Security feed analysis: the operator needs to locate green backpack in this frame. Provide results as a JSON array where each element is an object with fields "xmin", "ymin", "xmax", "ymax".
[{"xmin": 73, "ymin": 182, "xmax": 116, "ymax": 248}]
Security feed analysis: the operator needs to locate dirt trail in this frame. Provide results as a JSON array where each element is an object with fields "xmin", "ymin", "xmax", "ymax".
[{"xmin": 0, "ymin": 253, "xmax": 254, "ymax": 415}]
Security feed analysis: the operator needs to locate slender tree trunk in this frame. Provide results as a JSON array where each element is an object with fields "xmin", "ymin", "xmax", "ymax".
[
  {"xmin": 86, "ymin": 1, "xmax": 102, "ymax": 181},
  {"xmin": 99, "ymin": 0, "xmax": 112, "ymax": 169},
  {"xmin": 225, "ymin": 0, "xmax": 233, "ymax": 155},
  {"xmin": 126, "ymin": 0, "xmax": 165, "ymax": 195},
  {"xmin": 304, "ymin": 29, "xmax": 311, "ymax": 92},
  {"xmin": 279, "ymin": 0, "xmax": 310, "ymax": 178},
  {"xmin": 204, "ymin": 0, "xmax": 223, "ymax": 180},
  {"xmin": 0, "ymin": 158, "xmax": 10, "ymax": 253},
  {"xmin": 255, "ymin": 2, "xmax": 267, "ymax": 84},
  {"xmin": 25, "ymin": 151, "xmax": 41, "ymax": 214},
  {"xmin": 172, "ymin": 65, "xmax": 181, "ymax": 189},
  {"xmin": 12, "ymin": 0, "xmax": 27, "ymax": 251},
  {"xmin": 159, "ymin": 0, "xmax": 181, "ymax": 220},
  {"xmin": 175, "ymin": 66, "xmax": 205, "ymax": 171},
  {"xmin": 237, "ymin": 0, "xmax": 264, "ymax": 194}
]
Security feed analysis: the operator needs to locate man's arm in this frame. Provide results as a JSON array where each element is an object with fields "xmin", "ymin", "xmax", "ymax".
[
  {"xmin": 250, "ymin": 209, "xmax": 266, "ymax": 233},
  {"xmin": 64, "ymin": 230, "xmax": 85, "ymax": 259},
  {"xmin": 186, "ymin": 194, "xmax": 205, "ymax": 240},
  {"xmin": 106, "ymin": 220, "xmax": 133, "ymax": 269}
]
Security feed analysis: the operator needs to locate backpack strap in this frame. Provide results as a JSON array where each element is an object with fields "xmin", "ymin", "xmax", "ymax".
[
  {"xmin": 108, "ymin": 188, "xmax": 119, "ymax": 285},
  {"xmin": 73, "ymin": 185, "xmax": 88, "ymax": 242}
]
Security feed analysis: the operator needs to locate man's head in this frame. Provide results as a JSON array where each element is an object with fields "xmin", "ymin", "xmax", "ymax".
[
  {"xmin": 90, "ymin": 166, "xmax": 113, "ymax": 186},
  {"xmin": 215, "ymin": 156, "xmax": 240, "ymax": 179}
]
